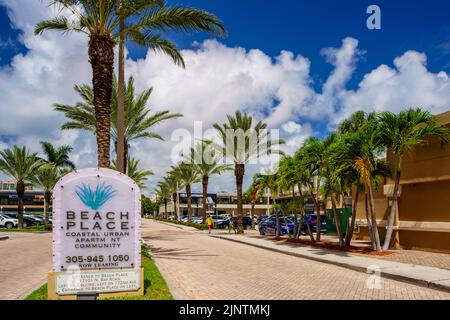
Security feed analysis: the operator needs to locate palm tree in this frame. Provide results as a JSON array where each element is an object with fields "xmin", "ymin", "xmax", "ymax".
[
  {"xmin": 378, "ymin": 108, "xmax": 450, "ymax": 250},
  {"xmin": 39, "ymin": 141, "xmax": 76, "ymax": 170},
  {"xmin": 0, "ymin": 146, "xmax": 43, "ymax": 228},
  {"xmin": 213, "ymin": 111, "xmax": 284, "ymax": 233},
  {"xmin": 170, "ymin": 162, "xmax": 201, "ymax": 220},
  {"xmin": 253, "ymin": 172, "xmax": 280, "ymax": 236},
  {"xmin": 155, "ymin": 181, "xmax": 172, "ymax": 218},
  {"xmin": 187, "ymin": 142, "xmax": 232, "ymax": 218},
  {"xmin": 112, "ymin": 157, "xmax": 153, "ymax": 189},
  {"xmin": 54, "ymin": 76, "xmax": 182, "ymax": 170},
  {"xmin": 297, "ymin": 135, "xmax": 336, "ymax": 241},
  {"xmin": 245, "ymin": 180, "xmax": 263, "ymax": 229},
  {"xmin": 32, "ymin": 165, "xmax": 69, "ymax": 228},
  {"xmin": 35, "ymin": 0, "xmax": 226, "ymax": 167}
]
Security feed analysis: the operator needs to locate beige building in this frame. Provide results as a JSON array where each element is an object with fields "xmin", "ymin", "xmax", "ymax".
[{"xmin": 354, "ymin": 111, "xmax": 450, "ymax": 253}]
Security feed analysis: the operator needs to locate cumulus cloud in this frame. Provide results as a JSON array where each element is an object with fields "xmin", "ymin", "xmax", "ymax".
[{"xmin": 1, "ymin": 0, "xmax": 450, "ymax": 192}]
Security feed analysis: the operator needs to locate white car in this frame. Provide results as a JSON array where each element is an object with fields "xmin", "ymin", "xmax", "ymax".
[{"xmin": 0, "ymin": 214, "xmax": 18, "ymax": 229}]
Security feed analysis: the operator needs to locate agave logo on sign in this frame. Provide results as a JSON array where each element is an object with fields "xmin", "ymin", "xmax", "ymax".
[
  {"xmin": 76, "ymin": 182, "xmax": 117, "ymax": 210},
  {"xmin": 52, "ymin": 168, "xmax": 141, "ymax": 273}
]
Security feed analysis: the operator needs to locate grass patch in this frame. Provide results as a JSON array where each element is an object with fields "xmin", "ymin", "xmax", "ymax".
[
  {"xmin": 24, "ymin": 246, "xmax": 173, "ymax": 300},
  {"xmin": 25, "ymin": 284, "xmax": 48, "ymax": 300},
  {"xmin": 148, "ymin": 216, "xmax": 208, "ymax": 230},
  {"xmin": 0, "ymin": 225, "xmax": 48, "ymax": 233}
]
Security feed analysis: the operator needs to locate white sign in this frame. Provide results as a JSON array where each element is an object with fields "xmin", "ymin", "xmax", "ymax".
[
  {"xmin": 52, "ymin": 168, "xmax": 141, "ymax": 272},
  {"xmin": 56, "ymin": 269, "xmax": 141, "ymax": 295}
]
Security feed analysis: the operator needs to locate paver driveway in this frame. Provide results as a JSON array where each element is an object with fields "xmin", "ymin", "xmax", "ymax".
[
  {"xmin": 0, "ymin": 232, "xmax": 52, "ymax": 300},
  {"xmin": 142, "ymin": 220, "xmax": 450, "ymax": 300}
]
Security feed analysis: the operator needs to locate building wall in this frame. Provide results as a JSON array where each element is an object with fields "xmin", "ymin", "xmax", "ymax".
[{"xmin": 354, "ymin": 114, "xmax": 450, "ymax": 253}]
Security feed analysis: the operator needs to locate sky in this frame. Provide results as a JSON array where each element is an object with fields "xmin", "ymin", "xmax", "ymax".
[{"xmin": 0, "ymin": 0, "xmax": 449, "ymax": 195}]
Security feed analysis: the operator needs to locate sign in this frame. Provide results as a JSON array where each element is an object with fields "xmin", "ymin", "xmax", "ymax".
[
  {"xmin": 52, "ymin": 168, "xmax": 141, "ymax": 272},
  {"xmin": 55, "ymin": 269, "xmax": 141, "ymax": 295}
]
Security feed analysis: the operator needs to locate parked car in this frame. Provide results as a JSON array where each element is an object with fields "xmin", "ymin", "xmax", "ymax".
[
  {"xmin": 259, "ymin": 216, "xmax": 297, "ymax": 236},
  {"xmin": 0, "ymin": 214, "xmax": 18, "ymax": 229},
  {"xmin": 300, "ymin": 214, "xmax": 327, "ymax": 235},
  {"xmin": 256, "ymin": 215, "xmax": 269, "ymax": 225},
  {"xmin": 232, "ymin": 216, "xmax": 253, "ymax": 229},
  {"xmin": 209, "ymin": 215, "xmax": 230, "ymax": 228},
  {"xmin": 191, "ymin": 216, "xmax": 204, "ymax": 224},
  {"xmin": 3, "ymin": 213, "xmax": 40, "ymax": 227}
]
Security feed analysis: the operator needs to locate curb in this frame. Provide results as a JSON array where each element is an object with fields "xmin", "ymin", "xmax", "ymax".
[{"xmin": 211, "ymin": 235, "xmax": 450, "ymax": 294}]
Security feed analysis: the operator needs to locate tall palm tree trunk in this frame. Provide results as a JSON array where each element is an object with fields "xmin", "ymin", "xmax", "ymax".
[
  {"xmin": 235, "ymin": 163, "xmax": 245, "ymax": 234},
  {"xmin": 345, "ymin": 188, "xmax": 359, "ymax": 247},
  {"xmin": 16, "ymin": 181, "xmax": 25, "ymax": 229},
  {"xmin": 383, "ymin": 157, "xmax": 402, "ymax": 250},
  {"xmin": 88, "ymin": 34, "xmax": 115, "ymax": 168},
  {"xmin": 44, "ymin": 190, "xmax": 51, "ymax": 229},
  {"xmin": 164, "ymin": 199, "xmax": 168, "ymax": 218},
  {"xmin": 250, "ymin": 200, "xmax": 256, "ymax": 229},
  {"xmin": 201, "ymin": 175, "xmax": 209, "ymax": 218},
  {"xmin": 364, "ymin": 193, "xmax": 376, "ymax": 248},
  {"xmin": 173, "ymin": 193, "xmax": 178, "ymax": 220},
  {"xmin": 307, "ymin": 183, "xmax": 321, "ymax": 241},
  {"xmin": 368, "ymin": 184, "xmax": 382, "ymax": 252},
  {"xmin": 315, "ymin": 178, "xmax": 321, "ymax": 241},
  {"xmin": 331, "ymin": 194, "xmax": 344, "ymax": 247},
  {"xmin": 116, "ymin": 13, "xmax": 126, "ymax": 174},
  {"xmin": 186, "ymin": 184, "xmax": 192, "ymax": 220}
]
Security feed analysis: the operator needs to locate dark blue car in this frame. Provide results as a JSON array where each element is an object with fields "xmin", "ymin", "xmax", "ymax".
[
  {"xmin": 301, "ymin": 214, "xmax": 327, "ymax": 234},
  {"xmin": 259, "ymin": 216, "xmax": 296, "ymax": 236}
]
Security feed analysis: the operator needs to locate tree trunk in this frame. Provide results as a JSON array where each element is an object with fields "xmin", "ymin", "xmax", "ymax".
[
  {"xmin": 292, "ymin": 185, "xmax": 299, "ymax": 239},
  {"xmin": 44, "ymin": 190, "xmax": 51, "ymax": 230},
  {"xmin": 16, "ymin": 181, "xmax": 25, "ymax": 229},
  {"xmin": 275, "ymin": 209, "xmax": 280, "ymax": 238},
  {"xmin": 116, "ymin": 14, "xmax": 126, "ymax": 174},
  {"xmin": 345, "ymin": 188, "xmax": 359, "ymax": 247},
  {"xmin": 186, "ymin": 184, "xmax": 192, "ymax": 220},
  {"xmin": 281, "ymin": 209, "xmax": 292, "ymax": 240},
  {"xmin": 383, "ymin": 157, "xmax": 402, "ymax": 251},
  {"xmin": 364, "ymin": 193, "xmax": 376, "ymax": 248},
  {"xmin": 235, "ymin": 163, "xmax": 245, "ymax": 234},
  {"xmin": 331, "ymin": 194, "xmax": 344, "ymax": 247},
  {"xmin": 88, "ymin": 33, "xmax": 115, "ymax": 168},
  {"xmin": 368, "ymin": 184, "xmax": 382, "ymax": 252},
  {"xmin": 164, "ymin": 199, "xmax": 167, "ymax": 218},
  {"xmin": 202, "ymin": 175, "xmax": 209, "ymax": 218},
  {"xmin": 316, "ymin": 178, "xmax": 321, "ymax": 241},
  {"xmin": 307, "ymin": 182, "xmax": 321, "ymax": 241},
  {"xmin": 250, "ymin": 200, "xmax": 256, "ymax": 229},
  {"xmin": 173, "ymin": 193, "xmax": 178, "ymax": 220}
]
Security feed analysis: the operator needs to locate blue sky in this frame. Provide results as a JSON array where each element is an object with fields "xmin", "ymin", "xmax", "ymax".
[{"xmin": 0, "ymin": 0, "xmax": 449, "ymax": 192}]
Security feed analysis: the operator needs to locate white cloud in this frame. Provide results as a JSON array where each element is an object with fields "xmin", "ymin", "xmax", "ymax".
[{"xmin": 1, "ymin": 1, "xmax": 450, "ymax": 193}]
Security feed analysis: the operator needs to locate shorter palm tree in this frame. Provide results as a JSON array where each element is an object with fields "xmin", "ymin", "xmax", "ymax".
[
  {"xmin": 170, "ymin": 163, "xmax": 201, "ymax": 220},
  {"xmin": 155, "ymin": 181, "xmax": 173, "ymax": 218},
  {"xmin": 32, "ymin": 165, "xmax": 70, "ymax": 229},
  {"xmin": 40, "ymin": 141, "xmax": 76, "ymax": 169},
  {"xmin": 112, "ymin": 157, "xmax": 153, "ymax": 189},
  {"xmin": 187, "ymin": 142, "xmax": 232, "ymax": 217},
  {"xmin": 54, "ymin": 77, "xmax": 183, "ymax": 170},
  {"xmin": 0, "ymin": 146, "xmax": 43, "ymax": 228}
]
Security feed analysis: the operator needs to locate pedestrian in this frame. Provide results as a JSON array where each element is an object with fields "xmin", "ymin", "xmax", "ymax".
[
  {"xmin": 228, "ymin": 216, "xmax": 236, "ymax": 234},
  {"xmin": 206, "ymin": 215, "xmax": 214, "ymax": 234}
]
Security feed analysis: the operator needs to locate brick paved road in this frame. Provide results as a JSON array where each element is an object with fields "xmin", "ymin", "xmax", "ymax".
[
  {"xmin": 142, "ymin": 220, "xmax": 450, "ymax": 300},
  {"xmin": 0, "ymin": 232, "xmax": 52, "ymax": 300}
]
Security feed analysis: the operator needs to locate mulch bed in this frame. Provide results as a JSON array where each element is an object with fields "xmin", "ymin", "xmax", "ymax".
[{"xmin": 266, "ymin": 237, "xmax": 396, "ymax": 256}]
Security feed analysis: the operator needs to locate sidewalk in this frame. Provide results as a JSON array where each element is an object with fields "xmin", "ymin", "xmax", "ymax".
[{"xmin": 211, "ymin": 233, "xmax": 450, "ymax": 293}]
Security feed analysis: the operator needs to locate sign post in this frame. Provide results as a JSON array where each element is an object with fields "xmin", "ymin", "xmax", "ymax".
[{"xmin": 48, "ymin": 168, "xmax": 143, "ymax": 300}]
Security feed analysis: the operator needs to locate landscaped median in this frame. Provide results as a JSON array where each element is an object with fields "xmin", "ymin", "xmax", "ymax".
[
  {"xmin": 25, "ymin": 246, "xmax": 173, "ymax": 300},
  {"xmin": 147, "ymin": 216, "xmax": 208, "ymax": 230},
  {"xmin": 0, "ymin": 225, "xmax": 49, "ymax": 233}
]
